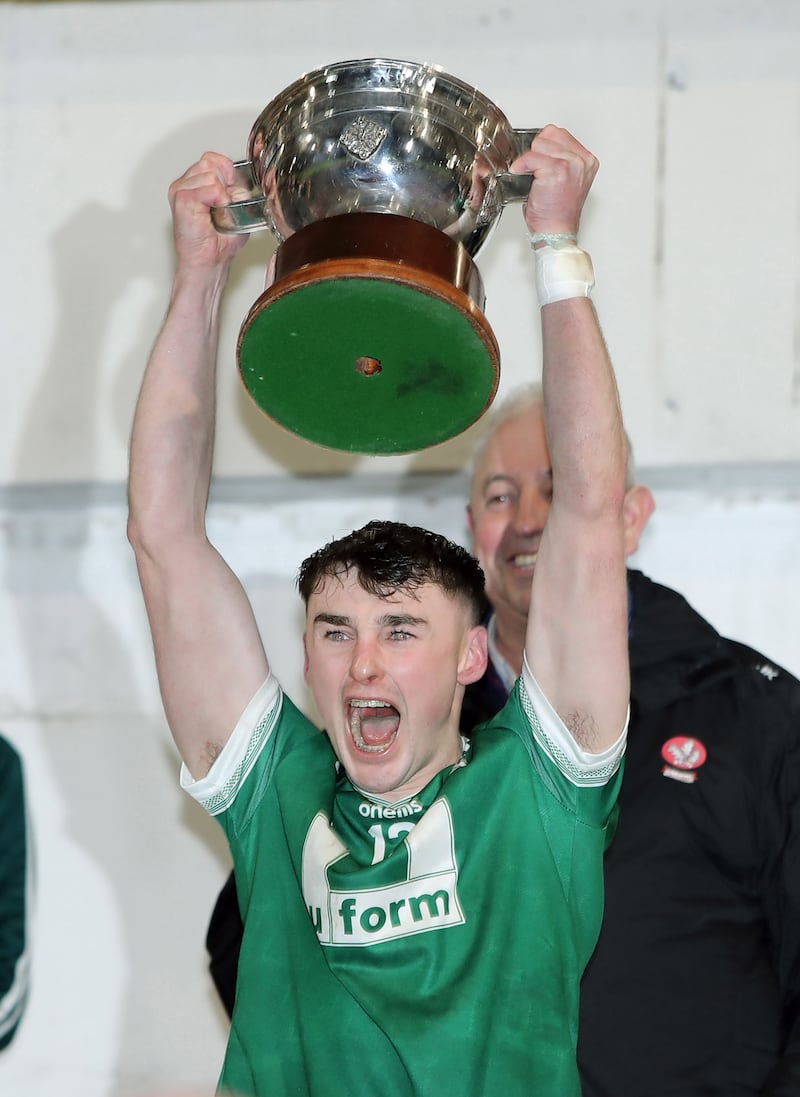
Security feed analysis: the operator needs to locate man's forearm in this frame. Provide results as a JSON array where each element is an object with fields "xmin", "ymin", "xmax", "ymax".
[
  {"xmin": 541, "ymin": 296, "xmax": 626, "ymax": 515},
  {"xmin": 128, "ymin": 265, "xmax": 231, "ymax": 549}
]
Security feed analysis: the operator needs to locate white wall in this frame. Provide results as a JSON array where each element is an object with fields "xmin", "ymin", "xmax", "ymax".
[
  {"xmin": 4, "ymin": 0, "xmax": 800, "ymax": 486},
  {"xmin": 1, "ymin": 2, "xmax": 800, "ymax": 1095}
]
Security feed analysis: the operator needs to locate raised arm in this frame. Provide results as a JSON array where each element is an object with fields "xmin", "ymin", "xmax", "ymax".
[
  {"xmin": 127, "ymin": 154, "xmax": 269, "ymax": 778},
  {"xmin": 516, "ymin": 127, "xmax": 629, "ymax": 752}
]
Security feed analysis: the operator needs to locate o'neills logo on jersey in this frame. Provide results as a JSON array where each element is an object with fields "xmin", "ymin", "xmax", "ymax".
[
  {"xmin": 357, "ymin": 798, "xmax": 424, "ymax": 820},
  {"xmin": 661, "ymin": 736, "xmax": 708, "ymax": 784},
  {"xmin": 302, "ymin": 800, "xmax": 465, "ymax": 947}
]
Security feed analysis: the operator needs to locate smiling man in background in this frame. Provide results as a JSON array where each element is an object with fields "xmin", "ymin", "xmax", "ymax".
[{"xmin": 465, "ymin": 385, "xmax": 800, "ymax": 1096}]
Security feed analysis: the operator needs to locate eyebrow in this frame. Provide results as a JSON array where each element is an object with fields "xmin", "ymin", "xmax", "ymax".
[
  {"xmin": 313, "ymin": 612, "xmax": 427, "ymax": 628},
  {"xmin": 480, "ymin": 469, "xmax": 553, "ymax": 492},
  {"xmin": 481, "ymin": 474, "xmax": 515, "ymax": 491}
]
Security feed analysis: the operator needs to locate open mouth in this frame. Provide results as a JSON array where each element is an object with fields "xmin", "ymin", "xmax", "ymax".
[{"xmin": 349, "ymin": 699, "xmax": 400, "ymax": 753}]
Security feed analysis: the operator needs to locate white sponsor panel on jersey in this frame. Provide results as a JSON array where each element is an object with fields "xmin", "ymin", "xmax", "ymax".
[{"xmin": 302, "ymin": 799, "xmax": 465, "ymax": 946}]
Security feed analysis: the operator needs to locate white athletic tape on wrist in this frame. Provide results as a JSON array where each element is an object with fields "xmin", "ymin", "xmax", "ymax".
[
  {"xmin": 528, "ymin": 231, "xmax": 577, "ymax": 249},
  {"xmin": 534, "ymin": 243, "xmax": 595, "ymax": 306}
]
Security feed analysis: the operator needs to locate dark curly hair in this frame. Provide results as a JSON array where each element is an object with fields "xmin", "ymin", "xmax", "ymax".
[{"xmin": 298, "ymin": 520, "xmax": 487, "ymax": 625}]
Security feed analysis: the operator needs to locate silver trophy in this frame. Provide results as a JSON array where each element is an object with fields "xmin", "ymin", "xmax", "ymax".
[{"xmin": 213, "ymin": 58, "xmax": 539, "ymax": 454}]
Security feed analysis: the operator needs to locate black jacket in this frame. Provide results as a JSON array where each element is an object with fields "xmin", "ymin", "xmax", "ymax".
[
  {"xmin": 576, "ymin": 569, "xmax": 800, "ymax": 1096},
  {"xmin": 207, "ymin": 571, "xmax": 800, "ymax": 1094}
]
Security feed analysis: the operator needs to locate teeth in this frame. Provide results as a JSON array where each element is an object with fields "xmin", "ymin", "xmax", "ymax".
[
  {"xmin": 512, "ymin": 553, "xmax": 537, "ymax": 568},
  {"xmin": 353, "ymin": 736, "xmax": 391, "ymax": 754},
  {"xmin": 348, "ymin": 699, "xmax": 397, "ymax": 753}
]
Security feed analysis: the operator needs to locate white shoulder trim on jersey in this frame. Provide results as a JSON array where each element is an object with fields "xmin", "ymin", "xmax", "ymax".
[
  {"xmin": 521, "ymin": 655, "xmax": 628, "ymax": 787},
  {"xmin": 180, "ymin": 673, "xmax": 282, "ymax": 813}
]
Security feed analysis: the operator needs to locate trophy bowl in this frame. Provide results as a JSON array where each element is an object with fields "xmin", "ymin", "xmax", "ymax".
[{"xmin": 212, "ymin": 58, "xmax": 540, "ymax": 455}]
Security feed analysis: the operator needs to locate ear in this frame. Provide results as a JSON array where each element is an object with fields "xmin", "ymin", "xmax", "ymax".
[
  {"xmin": 302, "ymin": 633, "xmax": 310, "ymax": 679},
  {"xmin": 466, "ymin": 502, "xmax": 475, "ymax": 537},
  {"xmin": 623, "ymin": 484, "xmax": 655, "ymax": 556},
  {"xmin": 458, "ymin": 625, "xmax": 489, "ymax": 685}
]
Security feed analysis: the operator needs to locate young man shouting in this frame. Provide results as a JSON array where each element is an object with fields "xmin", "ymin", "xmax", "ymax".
[{"xmin": 127, "ymin": 125, "xmax": 628, "ymax": 1096}]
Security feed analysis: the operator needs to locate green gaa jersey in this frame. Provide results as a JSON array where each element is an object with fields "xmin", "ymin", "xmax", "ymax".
[{"xmin": 183, "ymin": 661, "xmax": 625, "ymax": 1097}]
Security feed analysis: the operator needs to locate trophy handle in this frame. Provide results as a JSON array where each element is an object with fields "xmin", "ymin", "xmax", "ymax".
[
  {"xmin": 210, "ymin": 160, "xmax": 271, "ymax": 234},
  {"xmin": 495, "ymin": 128, "xmax": 542, "ymax": 202}
]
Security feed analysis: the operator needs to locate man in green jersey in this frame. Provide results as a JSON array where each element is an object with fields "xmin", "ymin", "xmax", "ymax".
[{"xmin": 128, "ymin": 125, "xmax": 629, "ymax": 1096}]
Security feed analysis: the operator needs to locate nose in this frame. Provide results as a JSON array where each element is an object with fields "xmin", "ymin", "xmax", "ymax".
[
  {"xmin": 350, "ymin": 638, "xmax": 383, "ymax": 683},
  {"xmin": 512, "ymin": 486, "xmax": 550, "ymax": 536}
]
